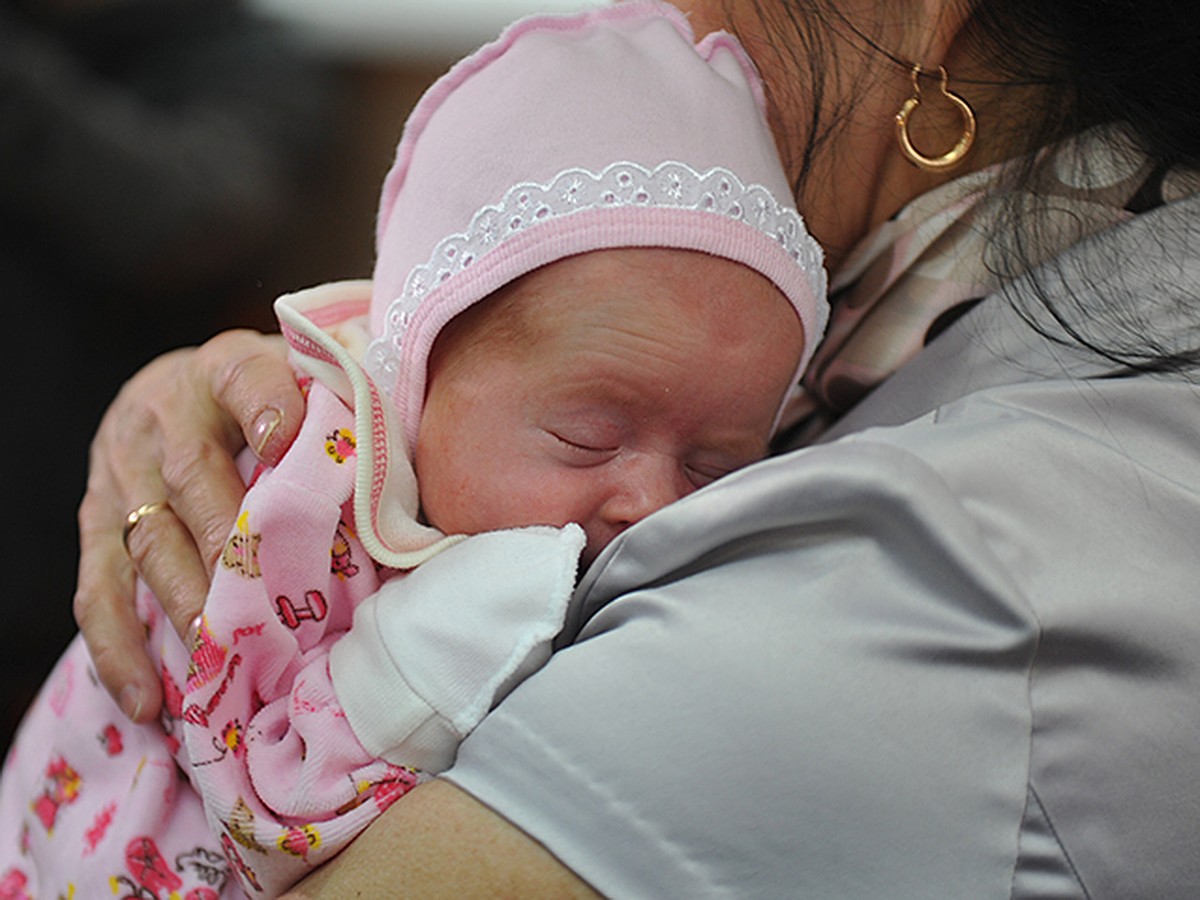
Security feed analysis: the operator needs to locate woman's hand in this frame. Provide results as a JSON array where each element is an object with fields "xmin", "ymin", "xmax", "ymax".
[{"xmin": 73, "ymin": 329, "xmax": 304, "ymax": 723}]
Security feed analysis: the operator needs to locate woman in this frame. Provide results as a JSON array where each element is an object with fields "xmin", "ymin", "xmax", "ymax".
[{"xmin": 71, "ymin": 0, "xmax": 1200, "ymax": 895}]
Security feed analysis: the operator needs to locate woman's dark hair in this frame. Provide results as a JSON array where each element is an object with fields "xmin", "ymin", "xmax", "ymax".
[
  {"xmin": 969, "ymin": 0, "xmax": 1200, "ymax": 172},
  {"xmin": 739, "ymin": 0, "xmax": 1200, "ymax": 376},
  {"xmin": 972, "ymin": 0, "xmax": 1200, "ymax": 375}
]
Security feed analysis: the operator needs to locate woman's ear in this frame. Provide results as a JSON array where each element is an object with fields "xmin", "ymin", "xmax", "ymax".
[{"xmin": 900, "ymin": 0, "xmax": 976, "ymax": 69}]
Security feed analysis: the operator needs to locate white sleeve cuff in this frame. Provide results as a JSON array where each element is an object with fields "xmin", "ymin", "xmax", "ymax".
[{"xmin": 330, "ymin": 523, "xmax": 585, "ymax": 773}]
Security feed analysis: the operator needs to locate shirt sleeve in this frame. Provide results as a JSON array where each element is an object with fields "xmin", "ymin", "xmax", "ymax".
[{"xmin": 330, "ymin": 523, "xmax": 586, "ymax": 773}]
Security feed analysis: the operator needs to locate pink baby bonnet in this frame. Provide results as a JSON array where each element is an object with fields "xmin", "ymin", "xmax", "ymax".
[{"xmin": 364, "ymin": 0, "xmax": 828, "ymax": 450}]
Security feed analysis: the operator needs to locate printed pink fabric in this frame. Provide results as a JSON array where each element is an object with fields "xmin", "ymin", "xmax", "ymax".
[
  {"xmin": 779, "ymin": 128, "xmax": 1200, "ymax": 439},
  {"xmin": 0, "ymin": 382, "xmax": 421, "ymax": 898}
]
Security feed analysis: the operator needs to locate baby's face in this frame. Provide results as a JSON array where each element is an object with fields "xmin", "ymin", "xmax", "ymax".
[{"xmin": 414, "ymin": 247, "xmax": 804, "ymax": 569}]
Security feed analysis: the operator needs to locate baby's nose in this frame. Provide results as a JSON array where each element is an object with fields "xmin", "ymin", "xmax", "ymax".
[{"xmin": 600, "ymin": 455, "xmax": 689, "ymax": 530}]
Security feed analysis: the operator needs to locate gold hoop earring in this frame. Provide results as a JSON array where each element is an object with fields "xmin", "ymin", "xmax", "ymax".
[{"xmin": 895, "ymin": 65, "xmax": 976, "ymax": 172}]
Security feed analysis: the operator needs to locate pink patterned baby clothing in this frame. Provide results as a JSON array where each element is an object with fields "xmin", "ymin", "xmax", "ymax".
[{"xmin": 0, "ymin": 287, "xmax": 584, "ymax": 898}]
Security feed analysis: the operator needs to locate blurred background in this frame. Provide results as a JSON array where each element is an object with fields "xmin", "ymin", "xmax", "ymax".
[{"xmin": 1, "ymin": 0, "xmax": 591, "ymax": 746}]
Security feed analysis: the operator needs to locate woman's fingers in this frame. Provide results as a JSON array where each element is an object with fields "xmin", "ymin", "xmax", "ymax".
[
  {"xmin": 74, "ymin": 348, "xmax": 205, "ymax": 719},
  {"xmin": 153, "ymin": 421, "xmax": 254, "ymax": 620},
  {"xmin": 73, "ymin": 330, "xmax": 302, "ymax": 720},
  {"xmin": 166, "ymin": 330, "xmax": 302, "ymax": 577},
  {"xmin": 74, "ymin": 462, "xmax": 163, "ymax": 724},
  {"xmin": 199, "ymin": 330, "xmax": 304, "ymax": 468}
]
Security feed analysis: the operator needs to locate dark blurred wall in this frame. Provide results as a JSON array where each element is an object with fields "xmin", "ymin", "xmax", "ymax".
[{"xmin": 0, "ymin": 0, "xmax": 446, "ymax": 746}]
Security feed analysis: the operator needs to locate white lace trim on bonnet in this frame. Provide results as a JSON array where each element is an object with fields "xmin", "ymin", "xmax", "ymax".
[{"xmin": 364, "ymin": 160, "xmax": 827, "ymax": 403}]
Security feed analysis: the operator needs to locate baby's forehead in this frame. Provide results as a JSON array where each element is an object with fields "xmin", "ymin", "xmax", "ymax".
[
  {"xmin": 432, "ymin": 257, "xmax": 795, "ymax": 427},
  {"xmin": 454, "ymin": 247, "xmax": 795, "ymax": 353}
]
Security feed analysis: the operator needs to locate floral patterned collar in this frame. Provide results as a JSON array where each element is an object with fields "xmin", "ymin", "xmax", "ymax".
[{"xmin": 777, "ymin": 127, "xmax": 1200, "ymax": 444}]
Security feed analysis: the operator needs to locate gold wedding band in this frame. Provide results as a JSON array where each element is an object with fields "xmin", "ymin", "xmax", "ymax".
[{"xmin": 122, "ymin": 501, "xmax": 171, "ymax": 555}]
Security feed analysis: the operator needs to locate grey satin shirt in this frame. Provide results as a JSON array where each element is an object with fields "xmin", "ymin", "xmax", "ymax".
[{"xmin": 446, "ymin": 194, "xmax": 1200, "ymax": 897}]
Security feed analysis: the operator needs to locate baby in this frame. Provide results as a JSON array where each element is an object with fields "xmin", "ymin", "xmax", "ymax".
[{"xmin": 0, "ymin": 3, "xmax": 826, "ymax": 898}]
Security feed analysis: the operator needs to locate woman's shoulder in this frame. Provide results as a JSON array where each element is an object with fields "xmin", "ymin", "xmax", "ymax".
[
  {"xmin": 442, "ymin": 192, "xmax": 1200, "ymax": 899},
  {"xmin": 582, "ymin": 365, "xmax": 1200, "ymax": 611},
  {"xmin": 450, "ymin": 373, "xmax": 1200, "ymax": 896}
]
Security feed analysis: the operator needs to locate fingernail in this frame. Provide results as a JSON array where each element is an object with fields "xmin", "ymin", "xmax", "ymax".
[
  {"xmin": 185, "ymin": 613, "xmax": 203, "ymax": 648},
  {"xmin": 119, "ymin": 685, "xmax": 144, "ymax": 722},
  {"xmin": 251, "ymin": 406, "xmax": 283, "ymax": 458}
]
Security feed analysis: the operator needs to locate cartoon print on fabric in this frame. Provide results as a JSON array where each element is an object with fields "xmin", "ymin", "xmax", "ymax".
[
  {"xmin": 337, "ymin": 767, "xmax": 420, "ymax": 816},
  {"xmin": 0, "ymin": 866, "xmax": 31, "ymax": 900},
  {"xmin": 222, "ymin": 797, "xmax": 271, "ymax": 894},
  {"xmin": 183, "ymin": 656, "xmax": 243, "ymax": 729},
  {"xmin": 31, "ymin": 757, "xmax": 80, "ymax": 832},
  {"xmin": 109, "ymin": 836, "xmax": 226, "ymax": 899},
  {"xmin": 116, "ymin": 836, "xmax": 182, "ymax": 898},
  {"xmin": 83, "ymin": 801, "xmax": 118, "ymax": 856},
  {"xmin": 160, "ymin": 668, "xmax": 186, "ymax": 755},
  {"xmin": 99, "ymin": 723, "xmax": 124, "ymax": 756},
  {"xmin": 220, "ymin": 511, "xmax": 262, "ymax": 579},
  {"xmin": 277, "ymin": 824, "xmax": 321, "ymax": 861},
  {"xmin": 191, "ymin": 718, "xmax": 244, "ymax": 769},
  {"xmin": 226, "ymin": 797, "xmax": 268, "ymax": 855},
  {"xmin": 275, "ymin": 590, "xmax": 329, "ymax": 630},
  {"xmin": 220, "ymin": 832, "xmax": 263, "ymax": 894},
  {"xmin": 331, "ymin": 520, "xmax": 360, "ymax": 580},
  {"xmin": 324, "ymin": 428, "xmax": 356, "ymax": 464},
  {"xmin": 186, "ymin": 620, "xmax": 227, "ymax": 693},
  {"xmin": 218, "ymin": 720, "xmax": 244, "ymax": 761},
  {"xmin": 176, "ymin": 847, "xmax": 230, "ymax": 894}
]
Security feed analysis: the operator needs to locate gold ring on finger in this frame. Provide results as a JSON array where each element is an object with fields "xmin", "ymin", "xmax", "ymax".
[{"xmin": 122, "ymin": 501, "xmax": 171, "ymax": 555}]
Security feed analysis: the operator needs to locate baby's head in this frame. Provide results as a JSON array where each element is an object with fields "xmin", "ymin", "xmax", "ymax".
[
  {"xmin": 364, "ymin": 2, "xmax": 828, "ymax": 566},
  {"xmin": 416, "ymin": 246, "xmax": 801, "ymax": 566}
]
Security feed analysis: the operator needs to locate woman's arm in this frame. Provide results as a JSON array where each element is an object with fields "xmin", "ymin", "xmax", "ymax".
[
  {"xmin": 74, "ymin": 329, "xmax": 304, "ymax": 722},
  {"xmin": 282, "ymin": 780, "xmax": 598, "ymax": 899}
]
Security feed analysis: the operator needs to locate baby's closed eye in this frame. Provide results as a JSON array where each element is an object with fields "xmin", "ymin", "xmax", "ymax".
[
  {"xmin": 682, "ymin": 461, "xmax": 735, "ymax": 489},
  {"xmin": 543, "ymin": 427, "xmax": 620, "ymax": 463}
]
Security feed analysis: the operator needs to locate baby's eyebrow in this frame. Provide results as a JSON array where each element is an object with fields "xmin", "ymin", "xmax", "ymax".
[
  {"xmin": 534, "ymin": 371, "xmax": 650, "ymax": 410},
  {"xmin": 535, "ymin": 400, "xmax": 628, "ymax": 431}
]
